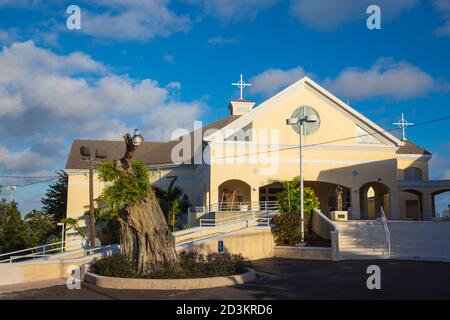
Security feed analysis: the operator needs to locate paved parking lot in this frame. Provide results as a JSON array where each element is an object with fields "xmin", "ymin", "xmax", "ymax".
[{"xmin": 1, "ymin": 258, "xmax": 450, "ymax": 300}]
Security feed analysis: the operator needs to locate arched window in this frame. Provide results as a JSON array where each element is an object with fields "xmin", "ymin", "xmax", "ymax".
[
  {"xmin": 404, "ymin": 167, "xmax": 423, "ymax": 181},
  {"xmin": 367, "ymin": 186, "xmax": 375, "ymax": 198}
]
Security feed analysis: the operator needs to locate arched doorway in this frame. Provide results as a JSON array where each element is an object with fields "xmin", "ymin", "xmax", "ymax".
[
  {"xmin": 360, "ymin": 181, "xmax": 390, "ymax": 219},
  {"xmin": 259, "ymin": 182, "xmax": 283, "ymax": 202},
  {"xmin": 218, "ymin": 179, "xmax": 251, "ymax": 211}
]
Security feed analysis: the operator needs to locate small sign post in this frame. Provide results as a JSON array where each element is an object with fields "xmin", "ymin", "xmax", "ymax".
[{"xmin": 218, "ymin": 240, "xmax": 224, "ymax": 253}]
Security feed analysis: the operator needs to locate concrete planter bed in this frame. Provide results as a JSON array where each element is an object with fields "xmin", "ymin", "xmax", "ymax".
[{"xmin": 85, "ymin": 268, "xmax": 256, "ymax": 290}]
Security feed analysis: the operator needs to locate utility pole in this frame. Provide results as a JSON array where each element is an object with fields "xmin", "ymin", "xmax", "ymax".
[
  {"xmin": 80, "ymin": 146, "xmax": 107, "ymax": 248},
  {"xmin": 89, "ymin": 157, "xmax": 95, "ymax": 247}
]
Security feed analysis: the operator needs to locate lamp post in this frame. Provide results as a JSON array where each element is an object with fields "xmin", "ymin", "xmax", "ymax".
[
  {"xmin": 57, "ymin": 222, "xmax": 65, "ymax": 252},
  {"xmin": 286, "ymin": 114, "xmax": 318, "ymax": 243}
]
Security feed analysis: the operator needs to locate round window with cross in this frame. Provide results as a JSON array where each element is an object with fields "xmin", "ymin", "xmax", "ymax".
[{"xmin": 290, "ymin": 105, "xmax": 321, "ymax": 136}]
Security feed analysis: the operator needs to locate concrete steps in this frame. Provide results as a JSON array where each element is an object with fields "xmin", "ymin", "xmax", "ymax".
[{"xmin": 335, "ymin": 220, "xmax": 389, "ymax": 260}]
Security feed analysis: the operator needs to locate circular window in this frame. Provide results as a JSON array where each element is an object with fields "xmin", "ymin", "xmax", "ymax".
[{"xmin": 290, "ymin": 106, "xmax": 320, "ymax": 136}]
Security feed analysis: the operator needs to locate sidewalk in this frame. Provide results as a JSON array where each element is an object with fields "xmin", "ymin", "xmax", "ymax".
[{"xmin": 0, "ymin": 278, "xmax": 66, "ymax": 295}]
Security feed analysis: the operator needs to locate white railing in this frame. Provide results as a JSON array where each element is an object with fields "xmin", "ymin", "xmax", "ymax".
[
  {"xmin": 199, "ymin": 211, "xmax": 272, "ymax": 228},
  {"xmin": 0, "ymin": 239, "xmax": 84, "ymax": 263},
  {"xmin": 380, "ymin": 206, "xmax": 391, "ymax": 256},
  {"xmin": 190, "ymin": 201, "xmax": 278, "ymax": 216}
]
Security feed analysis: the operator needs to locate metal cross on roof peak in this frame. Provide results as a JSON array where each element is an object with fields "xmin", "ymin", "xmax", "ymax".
[
  {"xmin": 393, "ymin": 113, "xmax": 414, "ymax": 141},
  {"xmin": 232, "ymin": 74, "xmax": 251, "ymax": 100}
]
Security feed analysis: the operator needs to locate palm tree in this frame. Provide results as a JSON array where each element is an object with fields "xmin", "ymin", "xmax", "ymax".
[{"xmin": 153, "ymin": 181, "xmax": 190, "ymax": 231}]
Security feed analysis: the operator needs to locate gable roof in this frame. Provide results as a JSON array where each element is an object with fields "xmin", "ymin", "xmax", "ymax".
[
  {"xmin": 65, "ymin": 115, "xmax": 241, "ymax": 170},
  {"xmin": 396, "ymin": 140, "xmax": 431, "ymax": 156},
  {"xmin": 203, "ymin": 76, "xmax": 403, "ymax": 147}
]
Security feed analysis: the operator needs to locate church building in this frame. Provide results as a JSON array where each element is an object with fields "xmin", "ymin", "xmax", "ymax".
[{"xmin": 65, "ymin": 76, "xmax": 450, "ymax": 231}]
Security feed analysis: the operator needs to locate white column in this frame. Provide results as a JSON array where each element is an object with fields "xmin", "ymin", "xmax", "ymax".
[{"xmin": 350, "ymin": 188, "xmax": 361, "ymax": 220}]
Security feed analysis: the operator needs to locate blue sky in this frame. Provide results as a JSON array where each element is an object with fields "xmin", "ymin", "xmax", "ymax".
[{"xmin": 0, "ymin": 0, "xmax": 449, "ymax": 214}]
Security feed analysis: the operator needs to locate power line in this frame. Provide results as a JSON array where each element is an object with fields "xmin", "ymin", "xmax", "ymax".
[
  {"xmin": 0, "ymin": 178, "xmax": 57, "ymax": 189},
  {"xmin": 208, "ymin": 114, "xmax": 450, "ymax": 161},
  {"xmin": 16, "ymin": 178, "xmax": 58, "ymax": 188},
  {"xmin": 0, "ymin": 175, "xmax": 58, "ymax": 179}
]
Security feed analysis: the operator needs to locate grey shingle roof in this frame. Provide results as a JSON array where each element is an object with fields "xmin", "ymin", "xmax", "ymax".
[
  {"xmin": 65, "ymin": 115, "xmax": 241, "ymax": 169},
  {"xmin": 396, "ymin": 140, "xmax": 431, "ymax": 155}
]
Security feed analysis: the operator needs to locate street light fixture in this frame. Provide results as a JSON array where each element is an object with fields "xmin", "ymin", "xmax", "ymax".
[
  {"xmin": 132, "ymin": 129, "xmax": 144, "ymax": 146},
  {"xmin": 286, "ymin": 113, "xmax": 318, "ymax": 243}
]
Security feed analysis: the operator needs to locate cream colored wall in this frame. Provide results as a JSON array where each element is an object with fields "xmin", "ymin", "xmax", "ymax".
[
  {"xmin": 0, "ymin": 249, "xmax": 114, "ymax": 286},
  {"xmin": 180, "ymin": 227, "xmax": 274, "ymax": 260},
  {"xmin": 206, "ymin": 82, "xmax": 404, "ymax": 218},
  {"xmin": 398, "ymin": 191, "xmax": 421, "ymax": 219},
  {"xmin": 397, "ymin": 157, "xmax": 430, "ymax": 181},
  {"xmin": 250, "ymin": 83, "xmax": 370, "ymax": 146},
  {"xmin": 66, "ymin": 172, "xmax": 105, "ymax": 221}
]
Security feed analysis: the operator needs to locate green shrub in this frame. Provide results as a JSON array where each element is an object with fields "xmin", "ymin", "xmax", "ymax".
[
  {"xmin": 277, "ymin": 178, "xmax": 320, "ymax": 214},
  {"xmin": 271, "ymin": 212, "xmax": 303, "ymax": 246},
  {"xmin": 92, "ymin": 252, "xmax": 251, "ymax": 279},
  {"xmin": 91, "ymin": 254, "xmax": 142, "ymax": 278}
]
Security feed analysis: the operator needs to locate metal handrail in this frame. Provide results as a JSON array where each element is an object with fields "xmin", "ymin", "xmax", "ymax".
[
  {"xmin": 190, "ymin": 201, "xmax": 279, "ymax": 216},
  {"xmin": 0, "ymin": 239, "xmax": 84, "ymax": 263},
  {"xmin": 199, "ymin": 211, "xmax": 272, "ymax": 228},
  {"xmin": 380, "ymin": 206, "xmax": 391, "ymax": 256}
]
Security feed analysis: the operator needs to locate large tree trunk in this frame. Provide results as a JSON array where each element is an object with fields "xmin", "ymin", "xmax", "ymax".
[{"xmin": 118, "ymin": 192, "xmax": 178, "ymax": 272}]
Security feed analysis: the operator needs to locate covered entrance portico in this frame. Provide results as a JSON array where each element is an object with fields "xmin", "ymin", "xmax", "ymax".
[
  {"xmin": 398, "ymin": 180, "xmax": 450, "ymax": 220},
  {"xmin": 259, "ymin": 180, "xmax": 352, "ymax": 219}
]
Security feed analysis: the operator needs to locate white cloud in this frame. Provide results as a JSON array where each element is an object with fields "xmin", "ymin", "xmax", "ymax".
[
  {"xmin": 186, "ymin": 0, "xmax": 279, "ymax": 22},
  {"xmin": 0, "ymin": 41, "xmax": 204, "ymax": 175},
  {"xmin": 163, "ymin": 54, "xmax": 175, "ymax": 64},
  {"xmin": 0, "ymin": 1, "xmax": 191, "ymax": 43},
  {"xmin": 323, "ymin": 58, "xmax": 437, "ymax": 99},
  {"xmin": 249, "ymin": 67, "xmax": 307, "ymax": 97},
  {"xmin": 429, "ymin": 151, "xmax": 450, "ymax": 180},
  {"xmin": 143, "ymin": 101, "xmax": 205, "ymax": 140},
  {"xmin": 290, "ymin": 0, "xmax": 418, "ymax": 31},
  {"xmin": 433, "ymin": 0, "xmax": 450, "ymax": 36},
  {"xmin": 249, "ymin": 58, "xmax": 447, "ymax": 101},
  {"xmin": 323, "ymin": 58, "xmax": 437, "ymax": 100},
  {"xmin": 0, "ymin": 27, "xmax": 21, "ymax": 45},
  {"xmin": 79, "ymin": 0, "xmax": 191, "ymax": 41},
  {"xmin": 0, "ymin": 147, "xmax": 56, "ymax": 174},
  {"xmin": 207, "ymin": 36, "xmax": 239, "ymax": 45}
]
